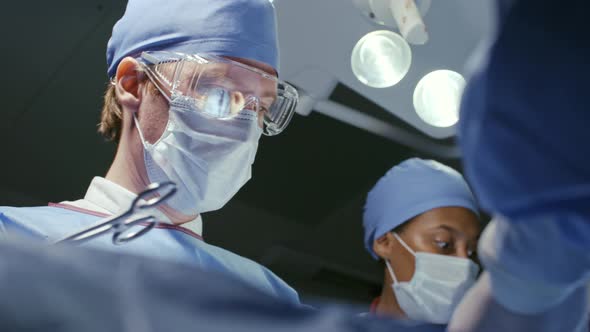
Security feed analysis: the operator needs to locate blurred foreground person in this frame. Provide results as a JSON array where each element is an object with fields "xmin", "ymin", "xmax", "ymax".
[
  {"xmin": 0, "ymin": 238, "xmax": 443, "ymax": 332},
  {"xmin": 448, "ymin": 0, "xmax": 590, "ymax": 331}
]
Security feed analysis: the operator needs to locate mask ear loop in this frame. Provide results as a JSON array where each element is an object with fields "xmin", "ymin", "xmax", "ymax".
[
  {"xmin": 133, "ymin": 114, "xmax": 150, "ymax": 149},
  {"xmin": 386, "ymin": 233, "xmax": 417, "ymax": 285},
  {"xmin": 393, "ymin": 232, "xmax": 416, "ymax": 256},
  {"xmin": 385, "ymin": 259, "xmax": 400, "ymax": 285}
]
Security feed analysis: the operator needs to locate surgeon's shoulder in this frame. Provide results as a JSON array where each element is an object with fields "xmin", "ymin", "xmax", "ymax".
[
  {"xmin": 258, "ymin": 262, "xmax": 301, "ymax": 304},
  {"xmin": 199, "ymin": 242, "xmax": 300, "ymax": 304},
  {"xmin": 0, "ymin": 205, "xmax": 79, "ymax": 223},
  {"xmin": 0, "ymin": 205, "xmax": 97, "ymax": 240},
  {"xmin": 0, "ymin": 206, "xmax": 50, "ymax": 238},
  {"xmin": 0, "ymin": 205, "xmax": 47, "ymax": 223}
]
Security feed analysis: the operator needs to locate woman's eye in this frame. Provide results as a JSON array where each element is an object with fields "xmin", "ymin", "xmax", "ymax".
[{"xmin": 435, "ymin": 240, "xmax": 450, "ymax": 250}]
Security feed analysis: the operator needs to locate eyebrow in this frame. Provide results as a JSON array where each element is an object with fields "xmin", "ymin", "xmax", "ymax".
[
  {"xmin": 431, "ymin": 224, "xmax": 478, "ymax": 244},
  {"xmin": 241, "ymin": 86, "xmax": 278, "ymax": 101},
  {"xmin": 431, "ymin": 224, "xmax": 456, "ymax": 233}
]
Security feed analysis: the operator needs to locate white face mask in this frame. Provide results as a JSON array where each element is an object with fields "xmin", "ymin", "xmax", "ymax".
[
  {"xmin": 385, "ymin": 233, "xmax": 479, "ymax": 324},
  {"xmin": 136, "ymin": 97, "xmax": 262, "ymax": 216}
]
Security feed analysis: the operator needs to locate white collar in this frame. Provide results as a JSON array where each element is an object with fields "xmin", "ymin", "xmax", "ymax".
[{"xmin": 61, "ymin": 177, "xmax": 202, "ymax": 236}]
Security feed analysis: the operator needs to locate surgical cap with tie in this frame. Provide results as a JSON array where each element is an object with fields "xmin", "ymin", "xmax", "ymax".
[
  {"xmin": 106, "ymin": 0, "xmax": 279, "ymax": 78},
  {"xmin": 363, "ymin": 158, "xmax": 479, "ymax": 259}
]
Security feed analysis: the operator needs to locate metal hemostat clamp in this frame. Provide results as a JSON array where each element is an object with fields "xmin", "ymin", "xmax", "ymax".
[{"xmin": 54, "ymin": 182, "xmax": 177, "ymax": 245}]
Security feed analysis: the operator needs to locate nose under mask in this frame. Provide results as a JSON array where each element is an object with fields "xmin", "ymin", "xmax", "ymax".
[
  {"xmin": 135, "ymin": 97, "xmax": 262, "ymax": 217},
  {"xmin": 385, "ymin": 233, "xmax": 479, "ymax": 324}
]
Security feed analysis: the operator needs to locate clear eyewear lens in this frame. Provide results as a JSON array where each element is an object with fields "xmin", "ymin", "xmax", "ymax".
[
  {"xmin": 140, "ymin": 51, "xmax": 298, "ymax": 135},
  {"xmin": 262, "ymin": 82, "xmax": 298, "ymax": 135}
]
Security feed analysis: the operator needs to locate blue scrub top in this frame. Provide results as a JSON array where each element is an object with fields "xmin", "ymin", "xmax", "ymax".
[{"xmin": 0, "ymin": 204, "xmax": 300, "ymax": 306}]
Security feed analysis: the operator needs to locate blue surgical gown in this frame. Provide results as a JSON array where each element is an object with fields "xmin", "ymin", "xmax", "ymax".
[{"xmin": 0, "ymin": 204, "xmax": 300, "ymax": 306}]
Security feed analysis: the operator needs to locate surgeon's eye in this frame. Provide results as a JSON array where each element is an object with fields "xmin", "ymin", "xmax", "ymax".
[{"xmin": 434, "ymin": 240, "xmax": 451, "ymax": 250}]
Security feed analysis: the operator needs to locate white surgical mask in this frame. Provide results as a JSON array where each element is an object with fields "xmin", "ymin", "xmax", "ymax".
[
  {"xmin": 385, "ymin": 233, "xmax": 479, "ymax": 324},
  {"xmin": 135, "ymin": 97, "xmax": 262, "ymax": 216}
]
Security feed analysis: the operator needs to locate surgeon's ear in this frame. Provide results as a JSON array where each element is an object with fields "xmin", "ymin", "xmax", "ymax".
[
  {"xmin": 373, "ymin": 233, "xmax": 395, "ymax": 260},
  {"xmin": 115, "ymin": 57, "xmax": 142, "ymax": 110}
]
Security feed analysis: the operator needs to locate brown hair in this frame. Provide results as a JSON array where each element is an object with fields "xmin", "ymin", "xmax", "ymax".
[{"xmin": 98, "ymin": 82, "xmax": 123, "ymax": 142}]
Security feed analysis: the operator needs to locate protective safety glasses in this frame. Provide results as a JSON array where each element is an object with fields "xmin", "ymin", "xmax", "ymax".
[{"xmin": 138, "ymin": 51, "xmax": 298, "ymax": 136}]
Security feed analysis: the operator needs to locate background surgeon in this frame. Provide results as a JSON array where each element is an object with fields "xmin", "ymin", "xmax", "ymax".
[{"xmin": 362, "ymin": 158, "xmax": 481, "ymax": 328}]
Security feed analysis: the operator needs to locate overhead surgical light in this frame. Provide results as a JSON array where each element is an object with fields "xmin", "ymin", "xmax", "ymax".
[
  {"xmin": 353, "ymin": 0, "xmax": 431, "ymax": 45},
  {"xmin": 351, "ymin": 30, "xmax": 411, "ymax": 88},
  {"xmin": 413, "ymin": 70, "xmax": 466, "ymax": 128}
]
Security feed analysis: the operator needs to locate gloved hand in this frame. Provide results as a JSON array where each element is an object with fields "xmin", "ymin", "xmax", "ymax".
[
  {"xmin": 477, "ymin": 216, "xmax": 590, "ymax": 314},
  {"xmin": 447, "ymin": 272, "xmax": 589, "ymax": 332}
]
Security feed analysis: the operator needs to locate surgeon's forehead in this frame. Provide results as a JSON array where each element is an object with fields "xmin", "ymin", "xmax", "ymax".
[
  {"xmin": 224, "ymin": 56, "xmax": 277, "ymax": 77},
  {"xmin": 181, "ymin": 57, "xmax": 275, "ymax": 76},
  {"xmin": 408, "ymin": 207, "xmax": 481, "ymax": 237}
]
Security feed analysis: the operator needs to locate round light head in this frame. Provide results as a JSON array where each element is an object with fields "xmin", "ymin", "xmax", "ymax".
[
  {"xmin": 351, "ymin": 30, "xmax": 412, "ymax": 88},
  {"xmin": 413, "ymin": 70, "xmax": 466, "ymax": 127}
]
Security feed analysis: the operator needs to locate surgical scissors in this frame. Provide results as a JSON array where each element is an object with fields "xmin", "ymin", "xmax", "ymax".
[{"xmin": 54, "ymin": 182, "xmax": 177, "ymax": 245}]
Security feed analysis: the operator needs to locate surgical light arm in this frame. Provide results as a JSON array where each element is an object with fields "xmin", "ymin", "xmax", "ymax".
[
  {"xmin": 389, "ymin": 0, "xmax": 429, "ymax": 45},
  {"xmin": 355, "ymin": 0, "xmax": 431, "ymax": 45}
]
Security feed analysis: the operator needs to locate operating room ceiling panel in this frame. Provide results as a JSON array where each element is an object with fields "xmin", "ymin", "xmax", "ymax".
[{"xmin": 274, "ymin": 0, "xmax": 494, "ymax": 139}]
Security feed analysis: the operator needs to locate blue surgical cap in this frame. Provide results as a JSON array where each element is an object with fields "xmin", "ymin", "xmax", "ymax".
[
  {"xmin": 363, "ymin": 158, "xmax": 479, "ymax": 259},
  {"xmin": 107, "ymin": 0, "xmax": 279, "ymax": 78}
]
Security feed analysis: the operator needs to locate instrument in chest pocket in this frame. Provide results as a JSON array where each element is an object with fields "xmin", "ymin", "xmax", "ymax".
[{"xmin": 54, "ymin": 182, "xmax": 177, "ymax": 245}]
